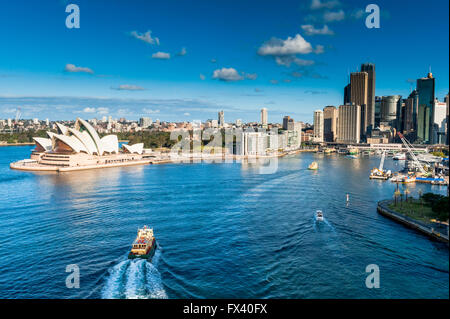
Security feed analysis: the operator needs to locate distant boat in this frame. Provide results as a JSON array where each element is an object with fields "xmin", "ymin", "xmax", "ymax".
[
  {"xmin": 308, "ymin": 161, "xmax": 318, "ymax": 170},
  {"xmin": 393, "ymin": 153, "xmax": 406, "ymax": 160},
  {"xmin": 316, "ymin": 210, "xmax": 324, "ymax": 221},
  {"xmin": 346, "ymin": 155, "xmax": 358, "ymax": 159}
]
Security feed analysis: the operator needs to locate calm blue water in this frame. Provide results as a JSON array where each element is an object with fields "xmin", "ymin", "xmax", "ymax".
[{"xmin": 0, "ymin": 146, "xmax": 448, "ymax": 299}]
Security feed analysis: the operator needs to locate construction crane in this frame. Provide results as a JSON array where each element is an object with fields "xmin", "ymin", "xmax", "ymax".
[
  {"xmin": 397, "ymin": 132, "xmax": 426, "ymax": 174},
  {"xmin": 15, "ymin": 107, "xmax": 21, "ymax": 124}
]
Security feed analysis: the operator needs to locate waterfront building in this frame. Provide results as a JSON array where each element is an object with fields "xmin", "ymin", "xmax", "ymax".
[
  {"xmin": 235, "ymin": 119, "xmax": 242, "ymax": 127},
  {"xmin": 218, "ymin": 111, "xmax": 225, "ymax": 127},
  {"xmin": 350, "ymin": 71, "xmax": 368, "ymax": 137},
  {"xmin": 323, "ymin": 106, "xmax": 338, "ymax": 142},
  {"xmin": 313, "ymin": 110, "xmax": 324, "ymax": 142},
  {"xmin": 261, "ymin": 108, "xmax": 268, "ymax": 127},
  {"xmin": 432, "ymin": 98, "xmax": 447, "ymax": 144},
  {"xmin": 11, "ymin": 118, "xmax": 146, "ymax": 171},
  {"xmin": 240, "ymin": 131, "xmax": 267, "ymax": 156},
  {"xmin": 337, "ymin": 104, "xmax": 361, "ymax": 144},
  {"xmin": 360, "ymin": 63, "xmax": 376, "ymax": 132},
  {"xmin": 416, "ymin": 72, "xmax": 435, "ymax": 143},
  {"xmin": 7, "ymin": 118, "xmax": 11, "ymax": 127}
]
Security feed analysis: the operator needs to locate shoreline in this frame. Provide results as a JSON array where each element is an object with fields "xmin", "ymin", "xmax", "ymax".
[
  {"xmin": 0, "ymin": 142, "xmax": 35, "ymax": 146},
  {"xmin": 10, "ymin": 148, "xmax": 312, "ymax": 172},
  {"xmin": 377, "ymin": 200, "xmax": 449, "ymax": 244}
]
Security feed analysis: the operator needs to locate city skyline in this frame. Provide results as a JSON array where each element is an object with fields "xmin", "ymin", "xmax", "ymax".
[{"xmin": 0, "ymin": 0, "xmax": 449, "ymax": 123}]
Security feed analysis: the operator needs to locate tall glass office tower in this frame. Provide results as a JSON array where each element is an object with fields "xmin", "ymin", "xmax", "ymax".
[{"xmin": 416, "ymin": 73, "xmax": 435, "ymax": 143}]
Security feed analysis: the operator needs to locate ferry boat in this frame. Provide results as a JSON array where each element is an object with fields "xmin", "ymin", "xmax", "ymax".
[
  {"xmin": 128, "ymin": 226, "xmax": 157, "ymax": 260},
  {"xmin": 316, "ymin": 210, "xmax": 324, "ymax": 221},
  {"xmin": 308, "ymin": 161, "xmax": 318, "ymax": 170}
]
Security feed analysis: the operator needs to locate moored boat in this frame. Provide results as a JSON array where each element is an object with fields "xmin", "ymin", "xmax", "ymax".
[
  {"xmin": 393, "ymin": 153, "xmax": 407, "ymax": 160},
  {"xmin": 128, "ymin": 226, "xmax": 157, "ymax": 260}
]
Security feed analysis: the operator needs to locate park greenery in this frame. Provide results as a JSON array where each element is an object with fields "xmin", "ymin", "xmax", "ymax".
[{"xmin": 389, "ymin": 192, "xmax": 449, "ymax": 223}]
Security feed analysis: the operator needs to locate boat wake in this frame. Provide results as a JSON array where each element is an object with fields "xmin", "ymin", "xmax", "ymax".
[
  {"xmin": 313, "ymin": 216, "xmax": 335, "ymax": 232},
  {"xmin": 101, "ymin": 249, "xmax": 167, "ymax": 299}
]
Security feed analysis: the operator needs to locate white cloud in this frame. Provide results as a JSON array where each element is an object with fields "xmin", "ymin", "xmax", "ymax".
[
  {"xmin": 199, "ymin": 74, "xmax": 206, "ymax": 80},
  {"xmin": 275, "ymin": 56, "xmax": 315, "ymax": 67},
  {"xmin": 301, "ymin": 24, "xmax": 334, "ymax": 36},
  {"xmin": 310, "ymin": 0, "xmax": 341, "ymax": 10},
  {"xmin": 82, "ymin": 107, "xmax": 109, "ymax": 114},
  {"xmin": 323, "ymin": 10, "xmax": 345, "ymax": 22},
  {"xmin": 212, "ymin": 68, "xmax": 244, "ymax": 82},
  {"xmin": 245, "ymin": 73, "xmax": 258, "ymax": 80},
  {"xmin": 64, "ymin": 63, "xmax": 94, "ymax": 74},
  {"xmin": 314, "ymin": 45, "xmax": 325, "ymax": 54},
  {"xmin": 111, "ymin": 84, "xmax": 145, "ymax": 91},
  {"xmin": 177, "ymin": 47, "xmax": 187, "ymax": 56},
  {"xmin": 97, "ymin": 107, "xmax": 109, "ymax": 114},
  {"xmin": 183, "ymin": 112, "xmax": 191, "ymax": 116},
  {"xmin": 143, "ymin": 108, "xmax": 160, "ymax": 114},
  {"xmin": 270, "ymin": 79, "xmax": 279, "ymax": 85},
  {"xmin": 258, "ymin": 34, "xmax": 313, "ymax": 56},
  {"xmin": 83, "ymin": 107, "xmax": 96, "ymax": 113},
  {"xmin": 152, "ymin": 52, "xmax": 170, "ymax": 59},
  {"xmin": 130, "ymin": 30, "xmax": 160, "ymax": 45}
]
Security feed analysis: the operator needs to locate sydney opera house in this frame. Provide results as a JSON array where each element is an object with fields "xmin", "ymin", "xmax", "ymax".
[{"xmin": 10, "ymin": 118, "xmax": 149, "ymax": 172}]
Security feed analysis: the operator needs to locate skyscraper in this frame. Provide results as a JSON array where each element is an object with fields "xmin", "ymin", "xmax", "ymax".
[
  {"xmin": 416, "ymin": 72, "xmax": 435, "ymax": 143},
  {"xmin": 380, "ymin": 95, "xmax": 401, "ymax": 127},
  {"xmin": 313, "ymin": 110, "xmax": 324, "ymax": 142},
  {"xmin": 404, "ymin": 90, "xmax": 418, "ymax": 135},
  {"xmin": 375, "ymin": 96, "xmax": 382, "ymax": 127},
  {"xmin": 323, "ymin": 106, "xmax": 338, "ymax": 142},
  {"xmin": 350, "ymin": 72, "xmax": 368, "ymax": 138},
  {"xmin": 337, "ymin": 104, "xmax": 361, "ymax": 144},
  {"xmin": 360, "ymin": 63, "xmax": 376, "ymax": 132},
  {"xmin": 218, "ymin": 111, "xmax": 224, "ymax": 127},
  {"xmin": 261, "ymin": 108, "xmax": 268, "ymax": 127},
  {"xmin": 282, "ymin": 116, "xmax": 291, "ymax": 130},
  {"xmin": 139, "ymin": 117, "xmax": 152, "ymax": 128},
  {"xmin": 344, "ymin": 83, "xmax": 351, "ymax": 105}
]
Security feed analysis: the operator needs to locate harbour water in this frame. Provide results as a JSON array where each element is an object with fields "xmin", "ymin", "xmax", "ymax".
[{"xmin": 0, "ymin": 146, "xmax": 448, "ymax": 299}]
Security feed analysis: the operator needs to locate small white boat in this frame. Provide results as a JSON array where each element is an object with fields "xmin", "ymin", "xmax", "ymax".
[
  {"xmin": 393, "ymin": 153, "xmax": 406, "ymax": 160},
  {"xmin": 316, "ymin": 210, "xmax": 324, "ymax": 221}
]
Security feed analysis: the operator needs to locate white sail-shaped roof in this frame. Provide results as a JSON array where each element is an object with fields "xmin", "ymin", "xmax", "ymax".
[
  {"xmin": 33, "ymin": 137, "xmax": 52, "ymax": 152},
  {"xmin": 53, "ymin": 134, "xmax": 89, "ymax": 153},
  {"xmin": 100, "ymin": 135, "xmax": 119, "ymax": 154},
  {"xmin": 67, "ymin": 127, "xmax": 97, "ymax": 155},
  {"xmin": 122, "ymin": 143, "xmax": 144, "ymax": 155},
  {"xmin": 56, "ymin": 123, "xmax": 69, "ymax": 135},
  {"xmin": 75, "ymin": 118, "xmax": 104, "ymax": 155}
]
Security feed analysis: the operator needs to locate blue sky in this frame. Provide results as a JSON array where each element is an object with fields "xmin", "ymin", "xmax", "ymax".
[{"xmin": 0, "ymin": 0, "xmax": 448, "ymax": 123}]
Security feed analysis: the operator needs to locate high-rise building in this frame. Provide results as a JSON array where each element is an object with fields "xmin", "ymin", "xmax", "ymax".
[
  {"xmin": 261, "ymin": 108, "xmax": 268, "ymax": 127},
  {"xmin": 432, "ymin": 98, "xmax": 447, "ymax": 144},
  {"xmin": 282, "ymin": 116, "xmax": 291, "ymax": 130},
  {"xmin": 337, "ymin": 104, "xmax": 361, "ymax": 144},
  {"xmin": 416, "ymin": 72, "xmax": 435, "ymax": 143},
  {"xmin": 323, "ymin": 106, "xmax": 338, "ymax": 142},
  {"xmin": 350, "ymin": 72, "xmax": 368, "ymax": 137},
  {"xmin": 344, "ymin": 83, "xmax": 351, "ymax": 105},
  {"xmin": 7, "ymin": 118, "xmax": 12, "ymax": 127},
  {"xmin": 139, "ymin": 117, "xmax": 152, "ymax": 128},
  {"xmin": 375, "ymin": 96, "xmax": 382, "ymax": 127},
  {"xmin": 404, "ymin": 91, "xmax": 418, "ymax": 135},
  {"xmin": 218, "ymin": 111, "xmax": 224, "ymax": 127},
  {"xmin": 360, "ymin": 63, "xmax": 376, "ymax": 132},
  {"xmin": 235, "ymin": 119, "xmax": 242, "ymax": 127},
  {"xmin": 380, "ymin": 95, "xmax": 401, "ymax": 127},
  {"xmin": 45, "ymin": 118, "xmax": 50, "ymax": 126},
  {"xmin": 313, "ymin": 110, "xmax": 324, "ymax": 142}
]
